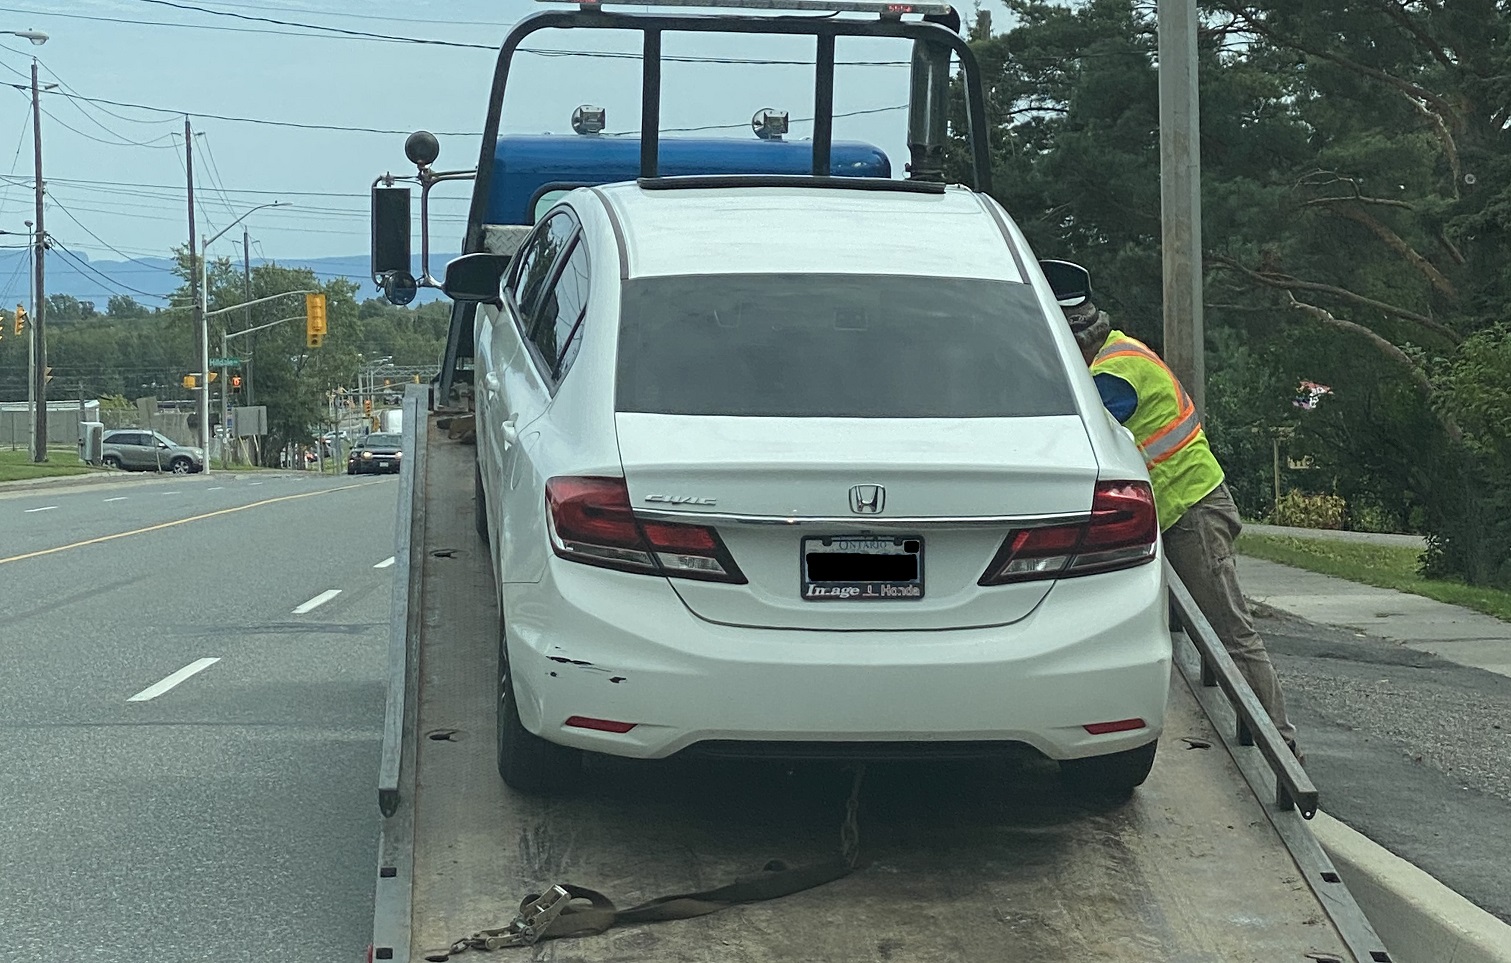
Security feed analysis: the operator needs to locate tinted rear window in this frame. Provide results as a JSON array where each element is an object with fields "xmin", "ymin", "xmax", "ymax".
[{"xmin": 615, "ymin": 274, "xmax": 1076, "ymax": 418}]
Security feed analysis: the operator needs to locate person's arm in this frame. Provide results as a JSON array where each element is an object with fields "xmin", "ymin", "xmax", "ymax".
[{"xmin": 1093, "ymin": 372, "xmax": 1138, "ymax": 424}]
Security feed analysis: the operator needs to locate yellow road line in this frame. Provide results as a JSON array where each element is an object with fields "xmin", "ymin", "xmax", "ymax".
[{"xmin": 0, "ymin": 481, "xmax": 383, "ymax": 566}]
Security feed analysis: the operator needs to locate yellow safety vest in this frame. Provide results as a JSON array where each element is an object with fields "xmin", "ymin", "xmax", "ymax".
[{"xmin": 1091, "ymin": 330, "xmax": 1224, "ymax": 530}]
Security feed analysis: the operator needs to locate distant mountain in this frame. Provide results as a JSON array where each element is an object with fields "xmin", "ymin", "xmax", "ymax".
[{"xmin": 0, "ymin": 249, "xmax": 460, "ymax": 309}]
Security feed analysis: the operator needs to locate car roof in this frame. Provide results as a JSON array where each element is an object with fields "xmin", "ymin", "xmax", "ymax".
[{"xmin": 589, "ymin": 182, "xmax": 1023, "ymax": 282}]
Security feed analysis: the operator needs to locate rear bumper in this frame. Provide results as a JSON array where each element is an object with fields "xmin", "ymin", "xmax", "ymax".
[{"xmin": 504, "ymin": 552, "xmax": 1172, "ymax": 762}]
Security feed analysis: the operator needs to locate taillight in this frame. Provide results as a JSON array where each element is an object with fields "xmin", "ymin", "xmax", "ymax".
[
  {"xmin": 979, "ymin": 481, "xmax": 1157, "ymax": 585},
  {"xmin": 545, "ymin": 476, "xmax": 745, "ymax": 583}
]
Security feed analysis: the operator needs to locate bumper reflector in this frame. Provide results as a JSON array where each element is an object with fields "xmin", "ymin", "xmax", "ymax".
[
  {"xmin": 1083, "ymin": 718, "xmax": 1147, "ymax": 735},
  {"xmin": 565, "ymin": 715, "xmax": 637, "ymax": 734}
]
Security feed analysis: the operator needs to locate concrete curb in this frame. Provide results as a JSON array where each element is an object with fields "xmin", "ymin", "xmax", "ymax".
[{"xmin": 1311, "ymin": 812, "xmax": 1511, "ymax": 963}]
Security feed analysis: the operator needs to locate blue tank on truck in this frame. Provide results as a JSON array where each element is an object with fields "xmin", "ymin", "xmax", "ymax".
[{"xmin": 485, "ymin": 134, "xmax": 892, "ymax": 225}]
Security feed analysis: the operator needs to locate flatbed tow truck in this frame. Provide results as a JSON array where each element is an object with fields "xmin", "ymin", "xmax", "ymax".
[{"xmin": 366, "ymin": 3, "xmax": 1397, "ymax": 960}]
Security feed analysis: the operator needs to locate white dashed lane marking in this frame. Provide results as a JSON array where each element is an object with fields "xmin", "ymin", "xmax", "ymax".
[
  {"xmin": 127, "ymin": 658, "xmax": 221, "ymax": 703},
  {"xmin": 293, "ymin": 589, "xmax": 342, "ymax": 615},
  {"xmin": 374, "ymin": 556, "xmax": 396, "ymax": 569}
]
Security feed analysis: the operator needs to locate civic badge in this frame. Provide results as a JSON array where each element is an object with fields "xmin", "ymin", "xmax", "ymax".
[{"xmin": 849, "ymin": 484, "xmax": 885, "ymax": 515}]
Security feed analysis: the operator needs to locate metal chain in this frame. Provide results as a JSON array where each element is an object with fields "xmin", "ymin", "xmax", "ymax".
[{"xmin": 840, "ymin": 762, "xmax": 866, "ymax": 869}]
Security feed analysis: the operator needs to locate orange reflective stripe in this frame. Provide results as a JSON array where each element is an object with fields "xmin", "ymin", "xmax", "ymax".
[
  {"xmin": 1094, "ymin": 338, "xmax": 1198, "ymax": 463},
  {"xmin": 1142, "ymin": 411, "xmax": 1203, "ymax": 467}
]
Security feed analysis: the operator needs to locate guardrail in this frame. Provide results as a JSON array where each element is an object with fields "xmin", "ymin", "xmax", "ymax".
[
  {"xmin": 1166, "ymin": 561, "xmax": 1317, "ymax": 817},
  {"xmin": 377, "ymin": 385, "xmax": 429, "ymax": 817}
]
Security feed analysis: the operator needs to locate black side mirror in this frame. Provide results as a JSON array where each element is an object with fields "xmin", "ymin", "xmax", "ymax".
[
  {"xmin": 442, "ymin": 253, "xmax": 509, "ymax": 304},
  {"xmin": 1038, "ymin": 259, "xmax": 1093, "ymax": 308},
  {"xmin": 372, "ymin": 185, "xmax": 412, "ymax": 302}
]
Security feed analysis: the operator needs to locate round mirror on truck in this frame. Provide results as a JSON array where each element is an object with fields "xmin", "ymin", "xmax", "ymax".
[
  {"xmin": 404, "ymin": 130, "xmax": 440, "ymax": 168},
  {"xmin": 383, "ymin": 271, "xmax": 419, "ymax": 306}
]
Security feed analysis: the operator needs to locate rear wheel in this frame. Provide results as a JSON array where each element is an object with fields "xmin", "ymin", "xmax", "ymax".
[
  {"xmin": 102, "ymin": 455, "xmax": 122, "ymax": 470},
  {"xmin": 497, "ymin": 632, "xmax": 581, "ymax": 794},
  {"xmin": 474, "ymin": 461, "xmax": 490, "ymax": 544},
  {"xmin": 1059, "ymin": 741, "xmax": 1158, "ymax": 799}
]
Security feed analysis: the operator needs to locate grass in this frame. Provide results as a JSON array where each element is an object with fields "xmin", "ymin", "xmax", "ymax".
[
  {"xmin": 0, "ymin": 448, "xmax": 103, "ymax": 483},
  {"xmin": 1236, "ymin": 532, "xmax": 1511, "ymax": 623}
]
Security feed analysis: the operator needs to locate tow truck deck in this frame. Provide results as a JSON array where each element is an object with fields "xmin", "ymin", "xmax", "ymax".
[{"xmin": 370, "ymin": 394, "xmax": 1392, "ymax": 962}]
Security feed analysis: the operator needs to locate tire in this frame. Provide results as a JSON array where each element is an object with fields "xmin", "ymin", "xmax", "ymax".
[
  {"xmin": 1059, "ymin": 741, "xmax": 1158, "ymax": 799},
  {"xmin": 497, "ymin": 632, "xmax": 581, "ymax": 794},
  {"xmin": 102, "ymin": 455, "xmax": 122, "ymax": 470},
  {"xmin": 474, "ymin": 461, "xmax": 490, "ymax": 544},
  {"xmin": 170, "ymin": 457, "xmax": 194, "ymax": 475}
]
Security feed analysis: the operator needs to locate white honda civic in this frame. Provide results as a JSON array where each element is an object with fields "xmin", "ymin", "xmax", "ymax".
[{"xmin": 463, "ymin": 178, "xmax": 1171, "ymax": 796}]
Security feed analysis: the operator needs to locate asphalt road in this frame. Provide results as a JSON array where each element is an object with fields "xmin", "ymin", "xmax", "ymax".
[
  {"xmin": 1263, "ymin": 608, "xmax": 1511, "ymax": 924},
  {"xmin": 0, "ymin": 470, "xmax": 399, "ymax": 962},
  {"xmin": 2, "ymin": 467, "xmax": 1506, "ymax": 957}
]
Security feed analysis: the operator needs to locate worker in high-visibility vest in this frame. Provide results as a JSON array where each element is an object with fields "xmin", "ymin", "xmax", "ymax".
[{"xmin": 1062, "ymin": 293, "xmax": 1301, "ymax": 761}]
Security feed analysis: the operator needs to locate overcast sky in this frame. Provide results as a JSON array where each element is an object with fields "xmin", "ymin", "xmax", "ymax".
[{"xmin": 0, "ymin": 0, "xmax": 1011, "ymax": 303}]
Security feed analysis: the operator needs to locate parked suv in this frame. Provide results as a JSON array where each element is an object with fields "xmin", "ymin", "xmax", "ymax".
[
  {"xmin": 101, "ymin": 430, "xmax": 205, "ymax": 474},
  {"xmin": 460, "ymin": 181, "xmax": 1170, "ymax": 797}
]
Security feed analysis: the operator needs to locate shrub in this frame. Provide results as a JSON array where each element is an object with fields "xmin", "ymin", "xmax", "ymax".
[{"xmin": 1272, "ymin": 489, "xmax": 1346, "ymax": 530}]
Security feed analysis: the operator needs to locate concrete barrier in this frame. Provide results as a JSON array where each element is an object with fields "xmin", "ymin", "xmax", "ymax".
[{"xmin": 1311, "ymin": 812, "xmax": 1511, "ymax": 963}]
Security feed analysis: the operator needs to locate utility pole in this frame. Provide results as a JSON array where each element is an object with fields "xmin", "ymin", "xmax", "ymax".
[
  {"xmin": 185, "ymin": 115, "xmax": 208, "ymax": 460},
  {"xmin": 1157, "ymin": 0, "xmax": 1204, "ymax": 417},
  {"xmin": 30, "ymin": 57, "xmax": 46, "ymax": 462},
  {"xmin": 242, "ymin": 226, "xmax": 252, "ymax": 402}
]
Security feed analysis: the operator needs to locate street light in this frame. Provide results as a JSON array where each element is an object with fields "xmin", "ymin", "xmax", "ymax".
[
  {"xmin": 2, "ymin": 30, "xmax": 47, "ymax": 45},
  {"xmin": 197, "ymin": 201, "xmax": 290, "ymax": 467}
]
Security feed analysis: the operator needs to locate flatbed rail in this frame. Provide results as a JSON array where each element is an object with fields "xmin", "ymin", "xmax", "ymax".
[{"xmin": 368, "ymin": 391, "xmax": 1392, "ymax": 963}]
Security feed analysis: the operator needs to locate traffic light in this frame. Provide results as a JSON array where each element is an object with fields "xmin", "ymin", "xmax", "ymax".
[
  {"xmin": 231, "ymin": 375, "xmax": 242, "ymax": 390},
  {"xmin": 13, "ymin": 304, "xmax": 24, "ymax": 336},
  {"xmin": 43, "ymin": 365, "xmax": 51, "ymax": 385},
  {"xmin": 305, "ymin": 292, "xmax": 327, "ymax": 349},
  {"xmin": 363, "ymin": 398, "xmax": 373, "ymax": 415}
]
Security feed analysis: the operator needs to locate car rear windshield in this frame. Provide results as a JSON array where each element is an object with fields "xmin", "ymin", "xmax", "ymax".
[{"xmin": 614, "ymin": 274, "xmax": 1077, "ymax": 418}]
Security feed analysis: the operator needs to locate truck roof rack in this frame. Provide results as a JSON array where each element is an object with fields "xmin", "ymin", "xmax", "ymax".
[{"xmin": 551, "ymin": 0, "xmax": 956, "ymax": 16}]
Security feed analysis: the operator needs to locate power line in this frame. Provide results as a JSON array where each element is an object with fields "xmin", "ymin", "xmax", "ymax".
[
  {"xmin": 0, "ymin": 3, "xmax": 910, "ymax": 66},
  {"xmin": 183, "ymin": 0, "xmax": 520, "ymax": 28},
  {"xmin": 196, "ymin": 133, "xmax": 241, "ymax": 223},
  {"xmin": 49, "ymin": 239, "xmax": 169, "ymax": 300},
  {"xmin": 47, "ymin": 197, "xmax": 180, "ymax": 276}
]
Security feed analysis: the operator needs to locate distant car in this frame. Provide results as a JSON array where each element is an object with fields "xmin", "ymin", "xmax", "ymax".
[
  {"xmin": 100, "ymin": 430, "xmax": 204, "ymax": 474},
  {"xmin": 347, "ymin": 432, "xmax": 403, "ymax": 475}
]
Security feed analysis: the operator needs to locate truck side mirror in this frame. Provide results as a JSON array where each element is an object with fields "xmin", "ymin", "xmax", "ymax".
[
  {"xmin": 442, "ymin": 254, "xmax": 509, "ymax": 304},
  {"xmin": 372, "ymin": 185, "xmax": 413, "ymax": 304},
  {"xmin": 1038, "ymin": 259, "xmax": 1093, "ymax": 308}
]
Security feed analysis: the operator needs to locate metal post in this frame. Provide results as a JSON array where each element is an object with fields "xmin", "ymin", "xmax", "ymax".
[
  {"xmin": 812, "ymin": 34, "xmax": 835, "ymax": 177},
  {"xmin": 1157, "ymin": 0, "xmax": 1204, "ymax": 416},
  {"xmin": 30, "ymin": 59, "xmax": 46, "ymax": 462},
  {"xmin": 243, "ymin": 227, "xmax": 253, "ymax": 411},
  {"xmin": 1272, "ymin": 435, "xmax": 1282, "ymax": 511},
  {"xmin": 640, "ymin": 30, "xmax": 661, "ymax": 179}
]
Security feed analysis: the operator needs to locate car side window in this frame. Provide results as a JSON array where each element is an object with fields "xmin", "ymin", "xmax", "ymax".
[
  {"xmin": 507, "ymin": 210, "xmax": 576, "ymax": 337},
  {"xmin": 527, "ymin": 238, "xmax": 590, "ymax": 380}
]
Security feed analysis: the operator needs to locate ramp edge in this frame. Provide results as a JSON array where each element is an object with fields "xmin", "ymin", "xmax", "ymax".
[{"xmin": 371, "ymin": 384, "xmax": 431, "ymax": 963}]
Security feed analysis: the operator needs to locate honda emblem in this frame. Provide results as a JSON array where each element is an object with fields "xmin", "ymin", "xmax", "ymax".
[{"xmin": 849, "ymin": 484, "xmax": 885, "ymax": 515}]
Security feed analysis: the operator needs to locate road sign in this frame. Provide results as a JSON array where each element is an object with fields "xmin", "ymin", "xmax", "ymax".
[{"xmin": 210, "ymin": 357, "xmax": 242, "ymax": 368}]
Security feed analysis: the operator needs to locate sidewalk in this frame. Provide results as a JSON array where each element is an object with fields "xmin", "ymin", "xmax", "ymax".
[
  {"xmin": 1237, "ymin": 554, "xmax": 1511, "ymax": 680},
  {"xmin": 1244, "ymin": 522, "xmax": 1426, "ymax": 550}
]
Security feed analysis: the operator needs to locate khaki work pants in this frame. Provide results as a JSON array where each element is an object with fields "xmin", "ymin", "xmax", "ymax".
[{"xmin": 1163, "ymin": 484, "xmax": 1298, "ymax": 744}]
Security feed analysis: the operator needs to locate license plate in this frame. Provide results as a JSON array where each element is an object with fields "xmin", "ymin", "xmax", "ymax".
[
  {"xmin": 801, "ymin": 535, "xmax": 924, "ymax": 601},
  {"xmin": 378, "ymin": 460, "xmax": 390, "ymax": 468}
]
